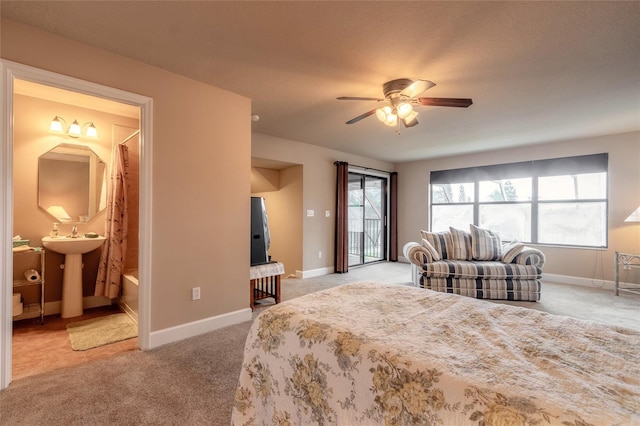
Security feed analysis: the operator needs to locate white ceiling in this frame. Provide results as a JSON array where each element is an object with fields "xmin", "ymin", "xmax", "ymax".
[{"xmin": 3, "ymin": 1, "xmax": 639, "ymax": 162}]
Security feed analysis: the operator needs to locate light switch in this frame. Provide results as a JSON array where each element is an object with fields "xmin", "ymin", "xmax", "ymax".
[
  {"xmin": 325, "ymin": 210, "xmax": 331, "ymax": 217},
  {"xmin": 306, "ymin": 210, "xmax": 315, "ymax": 217}
]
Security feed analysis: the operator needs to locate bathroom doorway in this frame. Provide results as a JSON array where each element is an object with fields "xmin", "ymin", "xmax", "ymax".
[
  {"xmin": 11, "ymin": 81, "xmax": 140, "ymax": 380},
  {"xmin": 1, "ymin": 60, "xmax": 153, "ymax": 388}
]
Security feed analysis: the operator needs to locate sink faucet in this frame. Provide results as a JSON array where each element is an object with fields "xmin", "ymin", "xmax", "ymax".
[{"xmin": 71, "ymin": 225, "xmax": 79, "ymax": 238}]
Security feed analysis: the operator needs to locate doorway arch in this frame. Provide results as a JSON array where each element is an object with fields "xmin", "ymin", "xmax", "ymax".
[{"xmin": 0, "ymin": 60, "xmax": 153, "ymax": 389}]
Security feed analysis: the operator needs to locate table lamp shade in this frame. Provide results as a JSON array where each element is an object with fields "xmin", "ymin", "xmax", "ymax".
[{"xmin": 625, "ymin": 206, "xmax": 640, "ymax": 223}]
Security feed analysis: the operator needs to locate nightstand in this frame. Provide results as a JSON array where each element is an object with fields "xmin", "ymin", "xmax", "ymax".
[{"xmin": 614, "ymin": 251, "xmax": 640, "ymax": 296}]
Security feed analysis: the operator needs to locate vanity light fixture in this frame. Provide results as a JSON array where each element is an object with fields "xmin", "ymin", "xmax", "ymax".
[
  {"xmin": 49, "ymin": 116, "xmax": 98, "ymax": 139},
  {"xmin": 67, "ymin": 120, "xmax": 82, "ymax": 138},
  {"xmin": 49, "ymin": 116, "xmax": 65, "ymax": 133}
]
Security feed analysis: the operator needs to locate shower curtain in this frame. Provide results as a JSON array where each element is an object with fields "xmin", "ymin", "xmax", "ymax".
[{"xmin": 95, "ymin": 144, "xmax": 129, "ymax": 299}]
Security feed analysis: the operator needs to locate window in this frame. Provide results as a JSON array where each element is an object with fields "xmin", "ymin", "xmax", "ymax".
[{"xmin": 430, "ymin": 154, "xmax": 608, "ymax": 248}]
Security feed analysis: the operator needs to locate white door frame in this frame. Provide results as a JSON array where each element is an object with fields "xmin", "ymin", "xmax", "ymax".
[{"xmin": 0, "ymin": 60, "xmax": 154, "ymax": 389}]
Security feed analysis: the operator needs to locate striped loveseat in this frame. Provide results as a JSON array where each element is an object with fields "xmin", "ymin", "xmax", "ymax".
[{"xmin": 403, "ymin": 225, "xmax": 546, "ymax": 301}]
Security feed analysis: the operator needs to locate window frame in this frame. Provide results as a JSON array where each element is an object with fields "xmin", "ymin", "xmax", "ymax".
[{"xmin": 429, "ymin": 154, "xmax": 609, "ymax": 248}]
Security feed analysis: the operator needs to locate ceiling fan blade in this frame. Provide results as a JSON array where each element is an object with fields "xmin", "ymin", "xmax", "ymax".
[
  {"xmin": 417, "ymin": 97, "xmax": 473, "ymax": 108},
  {"xmin": 400, "ymin": 79, "xmax": 435, "ymax": 98},
  {"xmin": 345, "ymin": 109, "xmax": 377, "ymax": 124},
  {"xmin": 337, "ymin": 96, "xmax": 384, "ymax": 101}
]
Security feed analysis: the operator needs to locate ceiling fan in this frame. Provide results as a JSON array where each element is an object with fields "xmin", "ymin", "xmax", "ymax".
[{"xmin": 337, "ymin": 78, "xmax": 472, "ymax": 129}]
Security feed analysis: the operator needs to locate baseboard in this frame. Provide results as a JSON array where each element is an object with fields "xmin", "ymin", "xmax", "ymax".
[
  {"xmin": 84, "ymin": 295, "xmax": 112, "ymax": 309},
  {"xmin": 295, "ymin": 261, "xmax": 411, "ymax": 279},
  {"xmin": 542, "ymin": 273, "xmax": 615, "ymax": 290},
  {"xmin": 148, "ymin": 308, "xmax": 252, "ymax": 349},
  {"xmin": 43, "ymin": 301, "xmax": 61, "ymax": 316},
  {"xmin": 43, "ymin": 296, "xmax": 112, "ymax": 316},
  {"xmin": 295, "ymin": 266, "xmax": 333, "ymax": 279}
]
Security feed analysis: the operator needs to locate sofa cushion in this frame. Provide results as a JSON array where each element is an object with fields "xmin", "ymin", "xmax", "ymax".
[
  {"xmin": 449, "ymin": 227, "xmax": 473, "ymax": 260},
  {"xmin": 420, "ymin": 230, "xmax": 453, "ymax": 259},
  {"xmin": 470, "ymin": 224, "xmax": 502, "ymax": 260},
  {"xmin": 423, "ymin": 277, "xmax": 540, "ymax": 301},
  {"xmin": 501, "ymin": 241, "xmax": 526, "ymax": 263},
  {"xmin": 422, "ymin": 260, "xmax": 541, "ymax": 279}
]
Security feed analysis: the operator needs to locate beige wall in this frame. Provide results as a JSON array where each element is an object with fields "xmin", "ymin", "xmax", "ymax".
[
  {"xmin": 252, "ymin": 166, "xmax": 304, "ymax": 276},
  {"xmin": 396, "ymin": 131, "xmax": 640, "ymax": 284},
  {"xmin": 251, "ymin": 167, "xmax": 280, "ymax": 193},
  {"xmin": 2, "ymin": 19, "xmax": 252, "ymax": 331},
  {"xmin": 252, "ymin": 133, "xmax": 394, "ymax": 274},
  {"xmin": 12, "ymin": 94, "xmax": 139, "ymax": 303}
]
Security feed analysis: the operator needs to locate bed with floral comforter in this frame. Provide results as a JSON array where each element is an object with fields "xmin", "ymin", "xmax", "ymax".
[{"xmin": 232, "ymin": 282, "xmax": 640, "ymax": 425}]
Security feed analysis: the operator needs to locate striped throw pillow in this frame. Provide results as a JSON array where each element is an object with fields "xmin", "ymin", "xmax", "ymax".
[
  {"xmin": 449, "ymin": 227, "xmax": 473, "ymax": 260},
  {"xmin": 470, "ymin": 224, "xmax": 502, "ymax": 260},
  {"xmin": 419, "ymin": 230, "xmax": 453, "ymax": 260},
  {"xmin": 421, "ymin": 239, "xmax": 441, "ymax": 261}
]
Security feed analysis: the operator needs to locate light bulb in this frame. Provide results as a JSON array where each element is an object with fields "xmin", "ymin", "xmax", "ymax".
[
  {"xmin": 384, "ymin": 113, "xmax": 398, "ymax": 127},
  {"xmin": 85, "ymin": 123, "xmax": 98, "ymax": 139},
  {"xmin": 49, "ymin": 117, "xmax": 64, "ymax": 133},
  {"xmin": 375, "ymin": 106, "xmax": 392, "ymax": 123},
  {"xmin": 68, "ymin": 120, "xmax": 81, "ymax": 138},
  {"xmin": 397, "ymin": 102, "xmax": 413, "ymax": 119},
  {"xmin": 376, "ymin": 106, "xmax": 398, "ymax": 126}
]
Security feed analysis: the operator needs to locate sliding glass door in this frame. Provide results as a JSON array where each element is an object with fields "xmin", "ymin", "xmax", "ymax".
[{"xmin": 348, "ymin": 173, "xmax": 387, "ymax": 266}]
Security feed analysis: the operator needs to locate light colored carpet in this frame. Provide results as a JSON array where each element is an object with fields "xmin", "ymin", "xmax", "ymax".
[{"xmin": 66, "ymin": 313, "xmax": 137, "ymax": 351}]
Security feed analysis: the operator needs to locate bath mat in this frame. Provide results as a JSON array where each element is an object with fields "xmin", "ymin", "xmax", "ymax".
[{"xmin": 67, "ymin": 313, "xmax": 137, "ymax": 351}]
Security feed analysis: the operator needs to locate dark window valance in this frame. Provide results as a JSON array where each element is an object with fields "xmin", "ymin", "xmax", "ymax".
[{"xmin": 430, "ymin": 153, "xmax": 608, "ymax": 184}]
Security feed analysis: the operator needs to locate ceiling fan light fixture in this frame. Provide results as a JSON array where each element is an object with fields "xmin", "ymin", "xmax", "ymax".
[
  {"xmin": 402, "ymin": 110, "xmax": 419, "ymax": 127},
  {"xmin": 404, "ymin": 110, "xmax": 418, "ymax": 122},
  {"xmin": 375, "ymin": 106, "xmax": 391, "ymax": 122},
  {"xmin": 385, "ymin": 115, "xmax": 397, "ymax": 127},
  {"xmin": 338, "ymin": 77, "xmax": 472, "ymax": 129},
  {"xmin": 375, "ymin": 106, "xmax": 398, "ymax": 126},
  {"xmin": 396, "ymin": 102, "xmax": 413, "ymax": 119}
]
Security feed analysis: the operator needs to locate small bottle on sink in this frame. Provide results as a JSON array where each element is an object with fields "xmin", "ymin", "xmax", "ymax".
[{"xmin": 50, "ymin": 223, "xmax": 59, "ymax": 237}]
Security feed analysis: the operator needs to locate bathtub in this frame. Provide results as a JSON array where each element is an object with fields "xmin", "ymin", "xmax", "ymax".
[{"xmin": 121, "ymin": 270, "xmax": 139, "ymax": 323}]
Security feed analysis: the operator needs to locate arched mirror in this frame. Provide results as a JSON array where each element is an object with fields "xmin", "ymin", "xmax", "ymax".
[{"xmin": 38, "ymin": 143, "xmax": 107, "ymax": 223}]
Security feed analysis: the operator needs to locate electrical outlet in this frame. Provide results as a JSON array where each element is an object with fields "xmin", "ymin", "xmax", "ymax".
[
  {"xmin": 192, "ymin": 287, "xmax": 200, "ymax": 300},
  {"xmin": 325, "ymin": 210, "xmax": 331, "ymax": 217}
]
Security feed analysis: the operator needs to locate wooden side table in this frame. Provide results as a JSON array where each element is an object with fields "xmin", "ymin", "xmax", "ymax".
[
  {"xmin": 250, "ymin": 262, "xmax": 284, "ymax": 310},
  {"xmin": 614, "ymin": 252, "xmax": 640, "ymax": 296}
]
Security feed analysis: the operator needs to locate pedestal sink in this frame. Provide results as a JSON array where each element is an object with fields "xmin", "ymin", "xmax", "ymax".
[{"xmin": 42, "ymin": 236, "xmax": 106, "ymax": 318}]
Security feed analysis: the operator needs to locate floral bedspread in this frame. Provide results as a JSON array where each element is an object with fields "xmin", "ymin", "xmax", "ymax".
[{"xmin": 232, "ymin": 282, "xmax": 640, "ymax": 425}]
